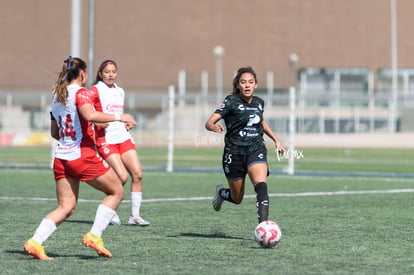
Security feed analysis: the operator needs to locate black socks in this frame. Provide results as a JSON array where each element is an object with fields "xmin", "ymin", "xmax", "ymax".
[
  {"xmin": 219, "ymin": 182, "xmax": 269, "ymax": 223},
  {"xmin": 219, "ymin": 188, "xmax": 236, "ymax": 203},
  {"xmin": 254, "ymin": 182, "xmax": 269, "ymax": 223}
]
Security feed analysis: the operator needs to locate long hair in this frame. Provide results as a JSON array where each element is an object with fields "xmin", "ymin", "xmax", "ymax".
[
  {"xmin": 232, "ymin": 66, "xmax": 257, "ymax": 95},
  {"xmin": 93, "ymin": 60, "xmax": 117, "ymax": 85},
  {"xmin": 52, "ymin": 56, "xmax": 87, "ymax": 105}
]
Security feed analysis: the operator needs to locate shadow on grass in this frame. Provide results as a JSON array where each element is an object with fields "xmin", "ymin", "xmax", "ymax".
[
  {"xmin": 64, "ymin": 219, "xmax": 94, "ymax": 225},
  {"xmin": 170, "ymin": 232, "xmax": 248, "ymax": 240},
  {"xmin": 7, "ymin": 249, "xmax": 108, "ymax": 260}
]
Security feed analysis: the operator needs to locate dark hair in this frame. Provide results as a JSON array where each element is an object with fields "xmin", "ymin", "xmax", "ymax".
[
  {"xmin": 53, "ymin": 56, "xmax": 87, "ymax": 105},
  {"xmin": 94, "ymin": 60, "xmax": 117, "ymax": 85},
  {"xmin": 232, "ymin": 66, "xmax": 257, "ymax": 94}
]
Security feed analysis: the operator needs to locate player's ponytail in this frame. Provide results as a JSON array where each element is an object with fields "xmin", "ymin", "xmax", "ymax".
[{"xmin": 52, "ymin": 56, "xmax": 87, "ymax": 105}]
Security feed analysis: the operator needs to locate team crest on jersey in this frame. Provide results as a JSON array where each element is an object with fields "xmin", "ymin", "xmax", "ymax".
[
  {"xmin": 217, "ymin": 103, "xmax": 225, "ymax": 111},
  {"xmin": 258, "ymin": 104, "xmax": 263, "ymax": 111}
]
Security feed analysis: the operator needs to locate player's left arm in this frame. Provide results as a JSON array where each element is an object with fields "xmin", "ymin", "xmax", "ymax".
[
  {"xmin": 77, "ymin": 89, "xmax": 136, "ymax": 125},
  {"xmin": 262, "ymin": 119, "xmax": 285, "ymax": 154},
  {"xmin": 94, "ymin": 122, "xmax": 109, "ymax": 128},
  {"xmin": 79, "ymin": 102, "xmax": 135, "ymax": 124}
]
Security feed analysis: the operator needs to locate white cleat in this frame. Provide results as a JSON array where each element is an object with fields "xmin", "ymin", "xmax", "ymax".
[
  {"xmin": 128, "ymin": 216, "xmax": 150, "ymax": 226},
  {"xmin": 110, "ymin": 213, "xmax": 121, "ymax": 226}
]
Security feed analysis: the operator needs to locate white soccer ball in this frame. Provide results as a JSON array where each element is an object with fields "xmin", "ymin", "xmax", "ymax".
[{"xmin": 254, "ymin": 220, "xmax": 282, "ymax": 248}]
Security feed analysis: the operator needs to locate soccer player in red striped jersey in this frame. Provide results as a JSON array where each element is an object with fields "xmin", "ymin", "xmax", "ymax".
[{"xmin": 24, "ymin": 57, "xmax": 136, "ymax": 260}]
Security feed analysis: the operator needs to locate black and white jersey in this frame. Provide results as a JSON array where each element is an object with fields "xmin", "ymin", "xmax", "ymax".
[{"xmin": 214, "ymin": 94, "xmax": 266, "ymax": 154}]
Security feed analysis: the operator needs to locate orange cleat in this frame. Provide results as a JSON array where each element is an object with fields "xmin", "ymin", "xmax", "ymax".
[
  {"xmin": 24, "ymin": 238, "xmax": 52, "ymax": 260},
  {"xmin": 82, "ymin": 232, "xmax": 112, "ymax": 258}
]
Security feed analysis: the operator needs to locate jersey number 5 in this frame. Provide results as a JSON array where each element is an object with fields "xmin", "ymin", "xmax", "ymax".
[{"xmin": 224, "ymin": 153, "xmax": 232, "ymax": 164}]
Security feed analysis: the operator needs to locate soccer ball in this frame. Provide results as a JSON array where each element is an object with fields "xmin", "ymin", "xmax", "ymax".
[{"xmin": 254, "ymin": 221, "xmax": 282, "ymax": 248}]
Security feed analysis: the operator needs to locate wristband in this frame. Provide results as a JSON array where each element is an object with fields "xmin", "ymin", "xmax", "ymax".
[{"xmin": 114, "ymin": 114, "xmax": 121, "ymax": 121}]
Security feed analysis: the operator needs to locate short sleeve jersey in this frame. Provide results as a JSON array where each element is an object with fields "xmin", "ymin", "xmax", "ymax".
[
  {"xmin": 89, "ymin": 81, "xmax": 131, "ymax": 145},
  {"xmin": 51, "ymin": 84, "xmax": 95, "ymax": 161},
  {"xmin": 214, "ymin": 94, "xmax": 265, "ymax": 154}
]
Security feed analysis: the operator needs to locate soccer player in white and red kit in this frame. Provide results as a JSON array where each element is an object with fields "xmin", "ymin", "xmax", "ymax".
[
  {"xmin": 89, "ymin": 60, "xmax": 149, "ymax": 226},
  {"xmin": 24, "ymin": 57, "xmax": 136, "ymax": 260}
]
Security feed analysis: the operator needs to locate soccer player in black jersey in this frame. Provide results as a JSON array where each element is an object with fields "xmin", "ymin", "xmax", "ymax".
[{"xmin": 205, "ymin": 66, "xmax": 285, "ymax": 224}]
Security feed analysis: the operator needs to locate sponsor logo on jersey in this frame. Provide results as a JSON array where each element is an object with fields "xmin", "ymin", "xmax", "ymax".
[{"xmin": 105, "ymin": 104, "xmax": 124, "ymax": 113}]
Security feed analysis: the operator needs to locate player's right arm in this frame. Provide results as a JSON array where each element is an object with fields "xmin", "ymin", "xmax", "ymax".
[
  {"xmin": 50, "ymin": 119, "xmax": 60, "ymax": 140},
  {"xmin": 50, "ymin": 112, "xmax": 60, "ymax": 140},
  {"xmin": 205, "ymin": 113, "xmax": 224, "ymax": 133},
  {"xmin": 205, "ymin": 96, "xmax": 231, "ymax": 133}
]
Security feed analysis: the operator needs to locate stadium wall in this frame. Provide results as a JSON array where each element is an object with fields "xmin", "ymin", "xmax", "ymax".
[{"xmin": 1, "ymin": 0, "xmax": 414, "ymax": 92}]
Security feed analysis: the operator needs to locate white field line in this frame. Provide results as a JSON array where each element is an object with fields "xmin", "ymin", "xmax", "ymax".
[{"xmin": 2, "ymin": 189, "xmax": 414, "ymax": 204}]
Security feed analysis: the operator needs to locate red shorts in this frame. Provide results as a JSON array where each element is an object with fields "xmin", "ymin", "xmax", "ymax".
[
  {"xmin": 53, "ymin": 147, "xmax": 110, "ymax": 181},
  {"xmin": 97, "ymin": 138, "xmax": 136, "ymax": 160}
]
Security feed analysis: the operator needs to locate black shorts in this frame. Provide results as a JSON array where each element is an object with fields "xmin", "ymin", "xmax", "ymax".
[{"xmin": 222, "ymin": 147, "xmax": 268, "ymax": 180}]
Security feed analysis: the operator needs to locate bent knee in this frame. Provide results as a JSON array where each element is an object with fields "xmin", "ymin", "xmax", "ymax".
[
  {"xmin": 59, "ymin": 205, "xmax": 76, "ymax": 218},
  {"xmin": 117, "ymin": 172, "xmax": 129, "ymax": 185},
  {"xmin": 111, "ymin": 182, "xmax": 124, "ymax": 196},
  {"xmin": 232, "ymin": 196, "xmax": 243, "ymax": 204},
  {"xmin": 131, "ymin": 171, "xmax": 143, "ymax": 184},
  {"xmin": 115, "ymin": 186, "xmax": 125, "ymax": 201}
]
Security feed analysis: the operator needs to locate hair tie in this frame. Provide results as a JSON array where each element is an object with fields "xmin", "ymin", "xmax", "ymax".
[
  {"xmin": 60, "ymin": 56, "xmax": 72, "ymax": 83},
  {"xmin": 99, "ymin": 61, "xmax": 117, "ymax": 72}
]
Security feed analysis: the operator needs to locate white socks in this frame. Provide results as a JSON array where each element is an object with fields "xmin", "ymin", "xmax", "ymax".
[
  {"xmin": 33, "ymin": 219, "xmax": 57, "ymax": 244},
  {"xmin": 90, "ymin": 204, "xmax": 116, "ymax": 237},
  {"xmin": 130, "ymin": 192, "xmax": 142, "ymax": 218},
  {"xmin": 31, "ymin": 205, "xmax": 116, "ymax": 244}
]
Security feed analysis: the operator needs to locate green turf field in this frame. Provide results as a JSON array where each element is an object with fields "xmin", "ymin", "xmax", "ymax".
[
  {"xmin": 1, "ymin": 147, "xmax": 414, "ymax": 274},
  {"xmin": 1, "ymin": 146, "xmax": 414, "ymax": 174}
]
